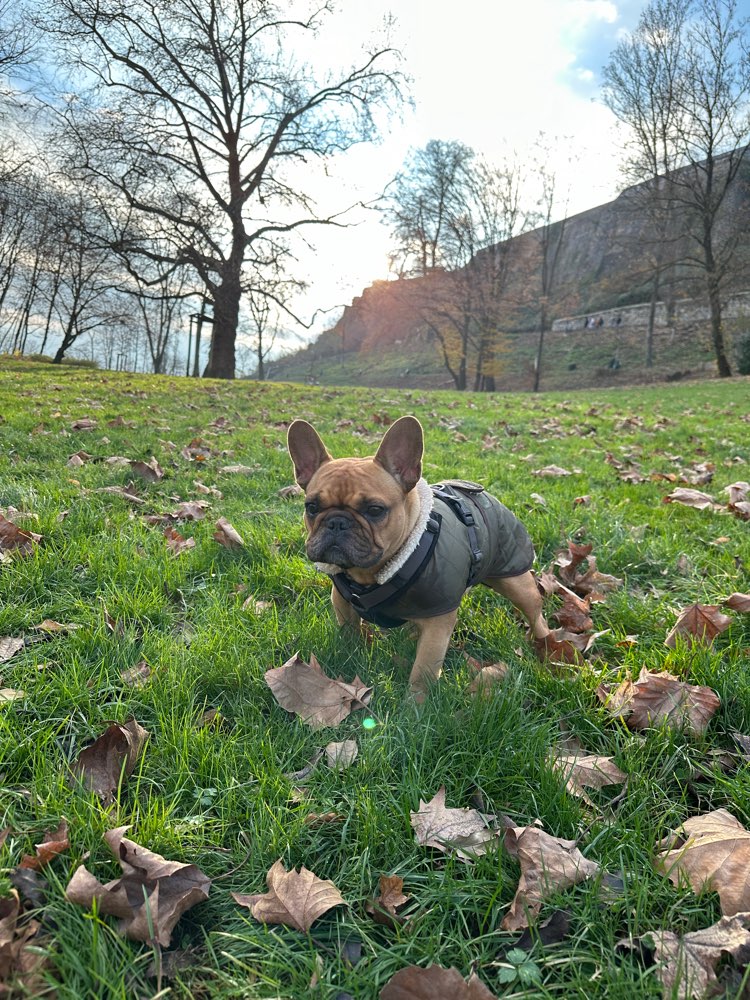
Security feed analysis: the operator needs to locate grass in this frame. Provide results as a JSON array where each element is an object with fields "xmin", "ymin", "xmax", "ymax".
[{"xmin": 0, "ymin": 358, "xmax": 749, "ymax": 999}]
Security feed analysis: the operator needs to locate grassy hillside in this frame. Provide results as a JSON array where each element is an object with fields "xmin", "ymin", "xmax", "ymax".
[{"xmin": 1, "ymin": 358, "xmax": 750, "ymax": 998}]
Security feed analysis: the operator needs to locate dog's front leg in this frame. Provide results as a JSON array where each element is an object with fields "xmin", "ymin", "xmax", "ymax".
[
  {"xmin": 408, "ymin": 610, "xmax": 458, "ymax": 703},
  {"xmin": 331, "ymin": 585, "xmax": 372, "ymax": 641}
]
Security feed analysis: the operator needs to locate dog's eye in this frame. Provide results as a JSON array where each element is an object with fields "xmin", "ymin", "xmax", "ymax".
[
  {"xmin": 365, "ymin": 504, "xmax": 387, "ymax": 519},
  {"xmin": 304, "ymin": 501, "xmax": 319, "ymax": 517}
]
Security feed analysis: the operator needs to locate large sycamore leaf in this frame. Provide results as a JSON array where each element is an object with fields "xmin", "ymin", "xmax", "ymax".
[
  {"xmin": 232, "ymin": 859, "xmax": 344, "ymax": 932},
  {"xmin": 70, "ymin": 719, "xmax": 149, "ymax": 803},
  {"xmin": 410, "ymin": 786, "xmax": 499, "ymax": 861},
  {"xmin": 265, "ymin": 653, "xmax": 371, "ymax": 729},
  {"xmin": 0, "ymin": 637, "xmax": 24, "ymax": 664},
  {"xmin": 502, "ymin": 823, "xmax": 599, "ymax": 930},
  {"xmin": 657, "ymin": 809, "xmax": 750, "ymax": 915},
  {"xmin": 620, "ymin": 913, "xmax": 750, "ymax": 1000},
  {"xmin": 663, "ymin": 487, "xmax": 721, "ymax": 511},
  {"xmin": 724, "ymin": 592, "xmax": 750, "ymax": 613},
  {"xmin": 597, "ymin": 668, "xmax": 720, "ymax": 735},
  {"xmin": 551, "ymin": 752, "xmax": 626, "ymax": 807},
  {"xmin": 664, "ymin": 603, "xmax": 732, "ymax": 648},
  {"xmin": 380, "ymin": 965, "xmax": 497, "ymax": 999},
  {"xmin": 553, "ymin": 541, "xmax": 622, "ymax": 600},
  {"xmin": 66, "ymin": 826, "xmax": 211, "ymax": 946}
]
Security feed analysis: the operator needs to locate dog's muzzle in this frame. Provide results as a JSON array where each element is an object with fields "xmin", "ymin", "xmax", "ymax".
[{"xmin": 307, "ymin": 511, "xmax": 381, "ymax": 568}]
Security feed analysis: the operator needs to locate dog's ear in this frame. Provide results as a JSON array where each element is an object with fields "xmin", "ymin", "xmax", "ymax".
[
  {"xmin": 374, "ymin": 415, "xmax": 423, "ymax": 492},
  {"xmin": 287, "ymin": 420, "xmax": 332, "ymax": 488}
]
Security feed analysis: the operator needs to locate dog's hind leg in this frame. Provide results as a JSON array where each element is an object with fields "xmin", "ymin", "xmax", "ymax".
[{"xmin": 486, "ymin": 571, "xmax": 549, "ymax": 639}]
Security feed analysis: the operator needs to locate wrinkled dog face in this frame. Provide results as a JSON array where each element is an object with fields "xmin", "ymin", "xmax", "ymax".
[
  {"xmin": 302, "ymin": 459, "xmax": 409, "ymax": 568},
  {"xmin": 287, "ymin": 417, "xmax": 424, "ymax": 572}
]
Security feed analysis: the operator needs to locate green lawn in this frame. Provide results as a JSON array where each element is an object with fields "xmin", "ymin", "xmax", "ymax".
[{"xmin": 1, "ymin": 359, "xmax": 749, "ymax": 999}]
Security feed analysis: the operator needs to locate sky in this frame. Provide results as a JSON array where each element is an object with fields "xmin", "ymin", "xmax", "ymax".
[{"xmin": 286, "ymin": 0, "xmax": 653, "ymax": 344}]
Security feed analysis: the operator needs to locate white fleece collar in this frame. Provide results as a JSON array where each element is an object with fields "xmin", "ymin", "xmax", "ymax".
[{"xmin": 314, "ymin": 477, "xmax": 435, "ymax": 584}]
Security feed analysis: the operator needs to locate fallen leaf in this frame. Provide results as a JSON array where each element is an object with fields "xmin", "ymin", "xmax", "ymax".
[
  {"xmin": 620, "ymin": 913, "xmax": 750, "ymax": 1000},
  {"xmin": 410, "ymin": 786, "xmax": 499, "ymax": 860},
  {"xmin": 0, "ymin": 689, "xmax": 25, "ymax": 703},
  {"xmin": 597, "ymin": 668, "xmax": 720, "ymax": 735},
  {"xmin": 169, "ymin": 501, "xmax": 209, "ymax": 521},
  {"xmin": 663, "ymin": 487, "xmax": 721, "ymax": 510},
  {"xmin": 129, "ymin": 457, "xmax": 164, "ymax": 482},
  {"xmin": 19, "ymin": 819, "xmax": 69, "ymax": 871},
  {"xmin": 164, "ymin": 526, "xmax": 196, "ymax": 556},
  {"xmin": 65, "ymin": 826, "xmax": 210, "ymax": 946},
  {"xmin": 303, "ymin": 811, "xmax": 346, "ymax": 827},
  {"xmin": 70, "ymin": 719, "xmax": 149, "ymax": 803},
  {"xmin": 657, "ymin": 809, "xmax": 750, "ymax": 915},
  {"xmin": 533, "ymin": 465, "xmax": 571, "ymax": 477},
  {"xmin": 0, "ymin": 637, "xmax": 24, "ymax": 664},
  {"xmin": 219, "ymin": 464, "xmax": 256, "ymax": 475},
  {"xmin": 553, "ymin": 591, "xmax": 594, "ymax": 633},
  {"xmin": 33, "ymin": 620, "xmax": 80, "ymax": 633},
  {"xmin": 264, "ymin": 653, "xmax": 371, "ymax": 729},
  {"xmin": 193, "ymin": 480, "xmax": 223, "ymax": 499},
  {"xmin": 502, "ymin": 823, "xmax": 599, "ymax": 930},
  {"xmin": 513, "ymin": 908, "xmax": 572, "ymax": 951},
  {"xmin": 95, "ymin": 485, "xmax": 146, "ymax": 505},
  {"xmin": 214, "ymin": 517, "xmax": 244, "ymax": 548},
  {"xmin": 533, "ymin": 629, "xmax": 587, "ymax": 665},
  {"xmin": 67, "ymin": 450, "xmax": 92, "ymax": 467},
  {"xmin": 724, "ymin": 593, "xmax": 750, "ymax": 613},
  {"xmin": 242, "ymin": 597, "xmax": 273, "ymax": 614},
  {"xmin": 551, "ymin": 752, "xmax": 626, "ymax": 807},
  {"xmin": 0, "ymin": 514, "xmax": 41, "ymax": 556},
  {"xmin": 467, "ymin": 662, "xmax": 509, "ymax": 695},
  {"xmin": 325, "ymin": 740, "xmax": 358, "ymax": 770},
  {"xmin": 573, "ymin": 495, "xmax": 592, "ymax": 506},
  {"xmin": 278, "ymin": 483, "xmax": 304, "ymax": 498},
  {"xmin": 120, "ymin": 660, "xmax": 152, "ymax": 688},
  {"xmin": 71, "ymin": 417, "xmax": 97, "ymax": 430},
  {"xmin": 0, "ymin": 890, "xmax": 47, "ymax": 991},
  {"xmin": 232, "ymin": 859, "xmax": 344, "ymax": 932},
  {"xmin": 366, "ymin": 875, "xmax": 410, "ymax": 928},
  {"xmin": 380, "ymin": 966, "xmax": 497, "ymax": 999},
  {"xmin": 665, "ymin": 604, "xmax": 733, "ymax": 647},
  {"xmin": 553, "ymin": 542, "xmax": 622, "ymax": 600}
]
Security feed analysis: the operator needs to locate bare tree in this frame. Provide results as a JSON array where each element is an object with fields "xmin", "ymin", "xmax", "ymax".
[
  {"xmin": 603, "ymin": 0, "xmax": 750, "ymax": 377},
  {"xmin": 383, "ymin": 141, "xmax": 531, "ymax": 390},
  {"xmin": 44, "ymin": 0, "xmax": 404, "ymax": 379}
]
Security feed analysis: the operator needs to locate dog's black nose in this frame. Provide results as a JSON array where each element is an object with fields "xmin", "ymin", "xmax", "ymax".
[{"xmin": 324, "ymin": 513, "xmax": 351, "ymax": 533}]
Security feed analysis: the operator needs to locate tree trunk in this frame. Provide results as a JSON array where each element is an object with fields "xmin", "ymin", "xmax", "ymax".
[
  {"xmin": 533, "ymin": 302, "xmax": 547, "ymax": 392},
  {"xmin": 203, "ymin": 277, "xmax": 239, "ymax": 379},
  {"xmin": 707, "ymin": 278, "xmax": 732, "ymax": 377},
  {"xmin": 646, "ymin": 268, "xmax": 660, "ymax": 368}
]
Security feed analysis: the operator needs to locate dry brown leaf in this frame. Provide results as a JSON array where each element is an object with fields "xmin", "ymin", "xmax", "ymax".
[
  {"xmin": 380, "ymin": 965, "xmax": 497, "ymax": 999},
  {"xmin": 278, "ymin": 483, "xmax": 304, "ymax": 498},
  {"xmin": 67, "ymin": 450, "xmax": 92, "ymax": 467},
  {"xmin": 0, "ymin": 890, "xmax": 47, "ymax": 991},
  {"xmin": 33, "ymin": 619, "xmax": 79, "ymax": 633},
  {"xmin": 95, "ymin": 485, "xmax": 146, "ymax": 505},
  {"xmin": 620, "ymin": 913, "xmax": 750, "ymax": 1000},
  {"xmin": 663, "ymin": 487, "xmax": 722, "ymax": 510},
  {"xmin": 597, "ymin": 668, "xmax": 720, "ymax": 735},
  {"xmin": 120, "ymin": 660, "xmax": 152, "ymax": 688},
  {"xmin": 0, "ymin": 688, "xmax": 25, "ymax": 703},
  {"xmin": 325, "ymin": 740, "xmax": 358, "ymax": 770},
  {"xmin": 214, "ymin": 517, "xmax": 244, "ymax": 548},
  {"xmin": 726, "ymin": 481, "xmax": 750, "ymax": 520},
  {"xmin": 70, "ymin": 417, "xmax": 97, "ymax": 430},
  {"xmin": 366, "ymin": 875, "xmax": 410, "ymax": 928},
  {"xmin": 232, "ymin": 859, "xmax": 344, "ymax": 932},
  {"xmin": 467, "ymin": 662, "xmax": 509, "ymax": 696},
  {"xmin": 0, "ymin": 514, "xmax": 40, "ymax": 556},
  {"xmin": 553, "ymin": 542, "xmax": 622, "ymax": 600},
  {"xmin": 533, "ymin": 465, "xmax": 572, "ymax": 477},
  {"xmin": 65, "ymin": 826, "xmax": 210, "ymax": 946},
  {"xmin": 410, "ymin": 786, "xmax": 499, "ymax": 860},
  {"xmin": 193, "ymin": 479, "xmax": 223, "ymax": 499},
  {"xmin": 19, "ymin": 819, "xmax": 69, "ymax": 871},
  {"xmin": 264, "ymin": 653, "xmax": 371, "ymax": 729},
  {"xmin": 70, "ymin": 719, "xmax": 149, "ymax": 803},
  {"xmin": 502, "ymin": 823, "xmax": 599, "ymax": 930},
  {"xmin": 303, "ymin": 811, "xmax": 345, "ymax": 827},
  {"xmin": 553, "ymin": 592, "xmax": 594, "ymax": 633},
  {"xmin": 657, "ymin": 809, "xmax": 750, "ymax": 915},
  {"xmin": 533, "ymin": 629, "xmax": 588, "ymax": 665},
  {"xmin": 169, "ymin": 500, "xmax": 209, "ymax": 521},
  {"xmin": 665, "ymin": 604, "xmax": 733, "ymax": 647},
  {"xmin": 218, "ymin": 463, "xmax": 255, "ymax": 474},
  {"xmin": 164, "ymin": 526, "xmax": 196, "ymax": 556},
  {"xmin": 551, "ymin": 752, "xmax": 626, "ymax": 806},
  {"xmin": 724, "ymin": 592, "xmax": 750, "ymax": 613},
  {"xmin": 0, "ymin": 637, "xmax": 24, "ymax": 664},
  {"xmin": 129, "ymin": 457, "xmax": 164, "ymax": 482}
]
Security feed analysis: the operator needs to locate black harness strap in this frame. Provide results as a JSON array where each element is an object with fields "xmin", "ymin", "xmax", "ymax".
[
  {"xmin": 332, "ymin": 510, "xmax": 441, "ymax": 628},
  {"xmin": 430, "ymin": 483, "xmax": 485, "ymax": 585}
]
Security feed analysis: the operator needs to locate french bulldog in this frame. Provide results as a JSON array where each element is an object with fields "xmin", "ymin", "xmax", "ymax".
[{"xmin": 287, "ymin": 415, "xmax": 549, "ymax": 700}]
